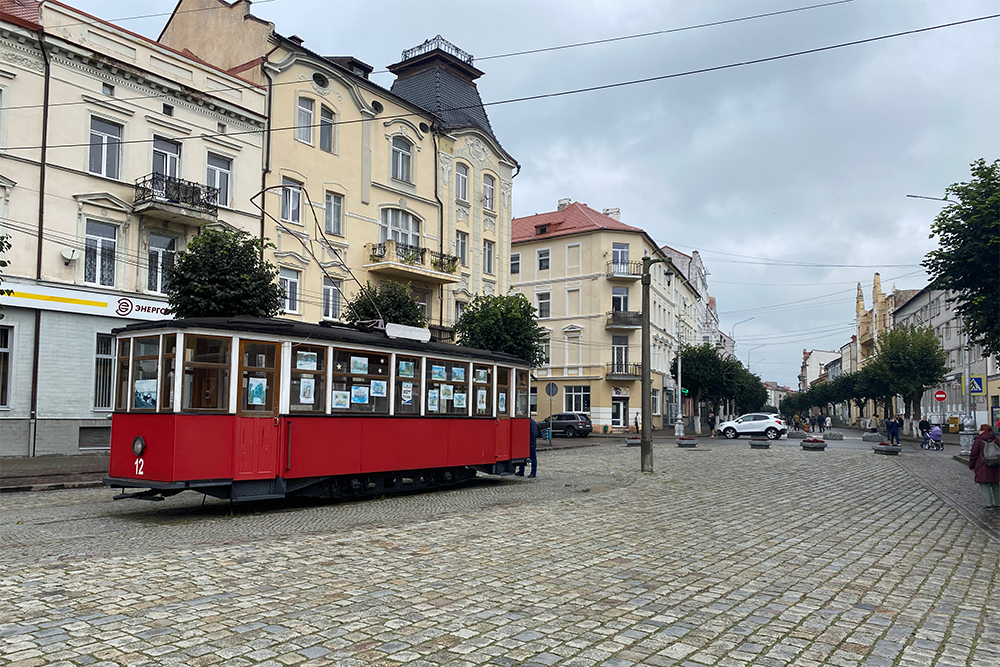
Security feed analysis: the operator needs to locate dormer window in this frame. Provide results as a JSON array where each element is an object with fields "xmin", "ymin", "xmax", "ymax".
[{"xmin": 537, "ymin": 226, "xmax": 547, "ymax": 235}]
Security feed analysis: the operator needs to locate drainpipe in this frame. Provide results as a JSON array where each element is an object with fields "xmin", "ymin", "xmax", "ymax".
[
  {"xmin": 28, "ymin": 29, "xmax": 51, "ymax": 457},
  {"xmin": 259, "ymin": 42, "xmax": 281, "ymax": 252},
  {"xmin": 432, "ymin": 128, "xmax": 445, "ymax": 333}
]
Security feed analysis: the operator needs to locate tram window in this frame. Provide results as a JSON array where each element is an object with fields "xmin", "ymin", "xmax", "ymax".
[
  {"xmin": 182, "ymin": 335, "xmax": 230, "ymax": 411},
  {"xmin": 515, "ymin": 370, "xmax": 529, "ymax": 417},
  {"xmin": 394, "ymin": 355, "xmax": 421, "ymax": 414},
  {"xmin": 473, "ymin": 364, "xmax": 493, "ymax": 416},
  {"xmin": 496, "ymin": 367, "xmax": 510, "ymax": 417},
  {"xmin": 240, "ymin": 341, "xmax": 279, "ymax": 415},
  {"xmin": 331, "ymin": 349, "xmax": 389, "ymax": 414},
  {"xmin": 131, "ymin": 336, "xmax": 159, "ymax": 411},
  {"xmin": 425, "ymin": 359, "xmax": 469, "ymax": 416},
  {"xmin": 290, "ymin": 344, "xmax": 326, "ymax": 413},
  {"xmin": 115, "ymin": 338, "xmax": 130, "ymax": 411},
  {"xmin": 160, "ymin": 335, "xmax": 176, "ymax": 411}
]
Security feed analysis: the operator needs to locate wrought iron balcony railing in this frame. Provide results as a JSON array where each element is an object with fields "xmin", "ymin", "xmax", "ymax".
[
  {"xmin": 429, "ymin": 250, "xmax": 460, "ymax": 274},
  {"xmin": 606, "ymin": 260, "xmax": 643, "ymax": 278},
  {"xmin": 606, "ymin": 311, "xmax": 642, "ymax": 328},
  {"xmin": 605, "ymin": 362, "xmax": 642, "ymax": 378},
  {"xmin": 134, "ymin": 173, "xmax": 219, "ymax": 216}
]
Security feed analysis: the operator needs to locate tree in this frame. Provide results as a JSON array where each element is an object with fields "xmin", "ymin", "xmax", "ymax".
[
  {"xmin": 923, "ymin": 158, "xmax": 1000, "ymax": 356},
  {"xmin": 874, "ymin": 324, "xmax": 948, "ymax": 435},
  {"xmin": 453, "ymin": 293, "xmax": 546, "ymax": 366},
  {"xmin": 670, "ymin": 343, "xmax": 723, "ymax": 434},
  {"xmin": 0, "ymin": 234, "xmax": 11, "ymax": 320},
  {"xmin": 344, "ymin": 280, "xmax": 425, "ymax": 328},
  {"xmin": 166, "ymin": 227, "xmax": 283, "ymax": 319}
]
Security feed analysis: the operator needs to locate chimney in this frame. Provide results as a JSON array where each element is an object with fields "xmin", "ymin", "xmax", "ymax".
[
  {"xmin": 244, "ymin": 0, "xmax": 252, "ymax": 18},
  {"xmin": 602, "ymin": 207, "xmax": 620, "ymax": 221},
  {"xmin": 557, "ymin": 198, "xmax": 572, "ymax": 211}
]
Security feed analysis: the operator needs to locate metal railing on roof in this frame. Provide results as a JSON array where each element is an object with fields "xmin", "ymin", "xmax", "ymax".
[{"xmin": 401, "ymin": 35, "xmax": 474, "ymax": 65}]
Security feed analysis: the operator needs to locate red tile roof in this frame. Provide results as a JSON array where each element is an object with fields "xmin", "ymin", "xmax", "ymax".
[
  {"xmin": 512, "ymin": 202, "xmax": 642, "ymax": 243},
  {"xmin": 1, "ymin": 0, "xmax": 40, "ymax": 25}
]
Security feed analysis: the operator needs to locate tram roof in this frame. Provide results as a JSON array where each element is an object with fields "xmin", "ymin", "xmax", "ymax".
[{"xmin": 113, "ymin": 317, "xmax": 531, "ymax": 367}]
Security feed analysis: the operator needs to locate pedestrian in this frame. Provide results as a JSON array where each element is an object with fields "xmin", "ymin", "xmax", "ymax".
[
  {"xmin": 809, "ymin": 414, "xmax": 816, "ymax": 432},
  {"xmin": 516, "ymin": 416, "xmax": 539, "ymax": 478},
  {"xmin": 817, "ymin": 414, "xmax": 825, "ymax": 433},
  {"xmin": 825, "ymin": 415, "xmax": 832, "ymax": 431},
  {"xmin": 968, "ymin": 424, "xmax": 1000, "ymax": 509},
  {"xmin": 708, "ymin": 411, "xmax": 716, "ymax": 437},
  {"xmin": 919, "ymin": 415, "xmax": 931, "ymax": 440},
  {"xmin": 793, "ymin": 414, "xmax": 801, "ymax": 431},
  {"xmin": 886, "ymin": 415, "xmax": 900, "ymax": 445}
]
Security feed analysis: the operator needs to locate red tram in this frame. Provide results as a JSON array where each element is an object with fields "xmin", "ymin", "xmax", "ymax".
[{"xmin": 104, "ymin": 317, "xmax": 531, "ymax": 501}]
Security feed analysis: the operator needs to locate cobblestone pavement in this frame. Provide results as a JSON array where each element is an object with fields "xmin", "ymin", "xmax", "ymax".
[{"xmin": 2, "ymin": 439, "xmax": 998, "ymax": 667}]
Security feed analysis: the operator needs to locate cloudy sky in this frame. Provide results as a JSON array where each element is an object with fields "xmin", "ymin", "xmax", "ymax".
[{"xmin": 74, "ymin": 0, "xmax": 1000, "ymax": 388}]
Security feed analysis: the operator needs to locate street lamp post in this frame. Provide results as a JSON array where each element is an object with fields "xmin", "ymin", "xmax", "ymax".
[
  {"xmin": 747, "ymin": 344, "xmax": 765, "ymax": 368},
  {"xmin": 641, "ymin": 255, "xmax": 670, "ymax": 473}
]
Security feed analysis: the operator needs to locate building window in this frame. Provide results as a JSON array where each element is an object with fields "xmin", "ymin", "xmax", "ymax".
[
  {"xmin": 652, "ymin": 388, "xmax": 660, "ymax": 416},
  {"xmin": 483, "ymin": 240, "xmax": 495, "ymax": 275},
  {"xmin": 102, "ymin": 83, "xmax": 114, "ymax": 96},
  {"xmin": 323, "ymin": 277, "xmax": 341, "ymax": 320},
  {"xmin": 281, "ymin": 177, "xmax": 302, "ymax": 223},
  {"xmin": 537, "ymin": 292, "xmax": 551, "ymax": 319},
  {"xmin": 612, "ymin": 286, "xmax": 629, "ymax": 312},
  {"xmin": 537, "ymin": 249, "xmax": 550, "ymax": 271},
  {"xmin": 483, "ymin": 174, "xmax": 495, "ymax": 210},
  {"xmin": 612, "ymin": 242, "xmax": 629, "ymax": 272},
  {"xmin": 0, "ymin": 326, "xmax": 10, "ymax": 408},
  {"xmin": 612, "ymin": 335, "xmax": 629, "ymax": 371},
  {"xmin": 456, "ymin": 231, "xmax": 468, "ymax": 266},
  {"xmin": 412, "ymin": 288, "xmax": 430, "ymax": 321},
  {"xmin": 565, "ymin": 385, "xmax": 590, "ymax": 412},
  {"xmin": 510, "ymin": 252, "xmax": 520, "ymax": 275},
  {"xmin": 455, "ymin": 300, "xmax": 467, "ymax": 322},
  {"xmin": 206, "ymin": 153, "xmax": 231, "ymax": 207},
  {"xmin": 541, "ymin": 337, "xmax": 551, "ymax": 364},
  {"xmin": 162, "ymin": 103, "xmax": 174, "ymax": 117},
  {"xmin": 152, "ymin": 136, "xmax": 180, "ymax": 180},
  {"xmin": 89, "ymin": 117, "xmax": 122, "ymax": 179},
  {"xmin": 529, "ymin": 386, "xmax": 537, "ymax": 414},
  {"xmin": 147, "ymin": 234, "xmax": 176, "ymax": 294},
  {"xmin": 325, "ymin": 192, "xmax": 343, "ymax": 235},
  {"xmin": 297, "ymin": 97, "xmax": 314, "ymax": 144},
  {"xmin": 455, "ymin": 163, "xmax": 468, "ymax": 201},
  {"xmin": 84, "ymin": 220, "xmax": 116, "ymax": 287},
  {"xmin": 381, "ymin": 208, "xmax": 420, "ymax": 247},
  {"xmin": 392, "ymin": 136, "xmax": 412, "ymax": 182},
  {"xmin": 94, "ymin": 334, "xmax": 115, "ymax": 410},
  {"xmin": 279, "ymin": 268, "xmax": 300, "ymax": 313},
  {"xmin": 320, "ymin": 106, "xmax": 334, "ymax": 152}
]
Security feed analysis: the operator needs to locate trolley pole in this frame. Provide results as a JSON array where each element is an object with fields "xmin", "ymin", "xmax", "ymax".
[{"xmin": 641, "ymin": 255, "xmax": 669, "ymax": 473}]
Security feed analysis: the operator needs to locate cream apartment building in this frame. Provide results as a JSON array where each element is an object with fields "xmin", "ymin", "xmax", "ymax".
[
  {"xmin": 511, "ymin": 200, "xmax": 696, "ymax": 432},
  {"xmin": 0, "ymin": 0, "xmax": 265, "ymax": 455},
  {"xmin": 159, "ymin": 1, "xmax": 516, "ymax": 336}
]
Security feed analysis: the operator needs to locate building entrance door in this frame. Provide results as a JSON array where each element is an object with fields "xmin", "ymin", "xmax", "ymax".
[{"xmin": 612, "ymin": 397, "xmax": 628, "ymax": 428}]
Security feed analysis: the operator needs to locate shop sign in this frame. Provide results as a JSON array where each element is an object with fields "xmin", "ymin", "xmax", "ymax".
[
  {"xmin": 611, "ymin": 386, "xmax": 629, "ymax": 397},
  {"xmin": 1, "ymin": 280, "xmax": 171, "ymax": 321}
]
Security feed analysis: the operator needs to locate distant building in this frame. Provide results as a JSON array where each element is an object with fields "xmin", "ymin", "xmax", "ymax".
[{"xmin": 798, "ymin": 349, "xmax": 839, "ymax": 393}]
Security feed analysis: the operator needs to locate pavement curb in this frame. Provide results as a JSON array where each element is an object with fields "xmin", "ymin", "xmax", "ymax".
[{"xmin": 1, "ymin": 480, "xmax": 108, "ymax": 493}]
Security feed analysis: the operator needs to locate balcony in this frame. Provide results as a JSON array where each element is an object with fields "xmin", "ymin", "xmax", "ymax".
[
  {"xmin": 605, "ymin": 362, "xmax": 642, "ymax": 380},
  {"xmin": 605, "ymin": 310, "xmax": 642, "ymax": 329},
  {"xmin": 606, "ymin": 260, "xmax": 642, "ymax": 280},
  {"xmin": 133, "ymin": 173, "xmax": 219, "ymax": 225},
  {"xmin": 364, "ymin": 240, "xmax": 460, "ymax": 284}
]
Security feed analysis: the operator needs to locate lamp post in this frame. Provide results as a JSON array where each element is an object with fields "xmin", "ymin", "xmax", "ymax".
[
  {"xmin": 730, "ymin": 316, "xmax": 754, "ymax": 341},
  {"xmin": 747, "ymin": 344, "xmax": 765, "ymax": 368},
  {"xmin": 641, "ymin": 255, "xmax": 670, "ymax": 472}
]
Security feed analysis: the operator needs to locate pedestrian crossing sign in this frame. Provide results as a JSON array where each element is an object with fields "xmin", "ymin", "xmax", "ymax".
[{"xmin": 969, "ymin": 376, "xmax": 984, "ymax": 395}]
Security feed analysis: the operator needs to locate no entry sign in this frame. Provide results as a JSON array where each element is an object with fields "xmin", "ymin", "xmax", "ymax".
[{"xmin": 934, "ymin": 390, "xmax": 947, "ymax": 402}]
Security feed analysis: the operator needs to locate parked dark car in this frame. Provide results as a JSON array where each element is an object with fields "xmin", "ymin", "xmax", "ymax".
[{"xmin": 539, "ymin": 412, "xmax": 593, "ymax": 437}]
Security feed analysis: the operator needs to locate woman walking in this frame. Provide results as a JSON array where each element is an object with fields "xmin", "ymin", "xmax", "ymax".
[{"xmin": 969, "ymin": 424, "xmax": 1000, "ymax": 510}]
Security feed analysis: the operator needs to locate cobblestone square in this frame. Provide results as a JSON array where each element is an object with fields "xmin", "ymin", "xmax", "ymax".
[{"xmin": 2, "ymin": 439, "xmax": 998, "ymax": 666}]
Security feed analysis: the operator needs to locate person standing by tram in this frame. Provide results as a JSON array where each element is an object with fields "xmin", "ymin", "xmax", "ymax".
[{"xmin": 516, "ymin": 417, "xmax": 539, "ymax": 478}]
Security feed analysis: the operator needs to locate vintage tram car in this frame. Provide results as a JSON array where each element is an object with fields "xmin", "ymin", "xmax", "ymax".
[{"xmin": 104, "ymin": 317, "xmax": 531, "ymax": 501}]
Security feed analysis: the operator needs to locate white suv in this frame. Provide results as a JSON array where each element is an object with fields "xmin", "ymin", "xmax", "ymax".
[{"xmin": 718, "ymin": 413, "xmax": 787, "ymax": 440}]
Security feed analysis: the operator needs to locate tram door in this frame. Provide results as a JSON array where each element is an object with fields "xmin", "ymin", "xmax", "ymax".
[
  {"xmin": 496, "ymin": 368, "xmax": 512, "ymax": 460},
  {"xmin": 235, "ymin": 340, "xmax": 281, "ymax": 479}
]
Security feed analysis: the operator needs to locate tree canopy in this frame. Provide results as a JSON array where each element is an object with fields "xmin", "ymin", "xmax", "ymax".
[
  {"xmin": 166, "ymin": 227, "xmax": 283, "ymax": 319},
  {"xmin": 671, "ymin": 345, "xmax": 767, "ymax": 430},
  {"xmin": 875, "ymin": 324, "xmax": 948, "ymax": 420},
  {"xmin": 0, "ymin": 234, "xmax": 11, "ymax": 320},
  {"xmin": 344, "ymin": 280, "xmax": 425, "ymax": 328},
  {"xmin": 453, "ymin": 294, "xmax": 547, "ymax": 366},
  {"xmin": 923, "ymin": 158, "xmax": 1000, "ymax": 356}
]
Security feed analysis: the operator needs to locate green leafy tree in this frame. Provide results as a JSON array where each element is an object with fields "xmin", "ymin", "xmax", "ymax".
[
  {"xmin": 0, "ymin": 234, "xmax": 11, "ymax": 320},
  {"xmin": 345, "ymin": 280, "xmax": 425, "ymax": 328},
  {"xmin": 670, "ymin": 343, "xmax": 723, "ymax": 434},
  {"xmin": 166, "ymin": 228, "xmax": 282, "ymax": 319},
  {"xmin": 453, "ymin": 293, "xmax": 546, "ymax": 366},
  {"xmin": 923, "ymin": 158, "xmax": 1000, "ymax": 356},
  {"xmin": 874, "ymin": 324, "xmax": 948, "ymax": 434},
  {"xmin": 732, "ymin": 367, "xmax": 767, "ymax": 414}
]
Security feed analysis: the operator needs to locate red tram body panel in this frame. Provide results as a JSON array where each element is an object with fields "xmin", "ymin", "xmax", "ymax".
[{"xmin": 105, "ymin": 317, "xmax": 532, "ymax": 501}]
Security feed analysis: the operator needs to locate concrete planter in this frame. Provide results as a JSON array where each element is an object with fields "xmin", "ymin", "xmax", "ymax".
[
  {"xmin": 677, "ymin": 437, "xmax": 698, "ymax": 448},
  {"xmin": 825, "ymin": 432, "xmax": 844, "ymax": 441},
  {"xmin": 872, "ymin": 443, "xmax": 902, "ymax": 455},
  {"xmin": 801, "ymin": 438, "xmax": 826, "ymax": 451},
  {"xmin": 862, "ymin": 432, "xmax": 883, "ymax": 443},
  {"xmin": 749, "ymin": 438, "xmax": 770, "ymax": 449},
  {"xmin": 787, "ymin": 431, "xmax": 806, "ymax": 440},
  {"xmin": 625, "ymin": 436, "xmax": 641, "ymax": 447}
]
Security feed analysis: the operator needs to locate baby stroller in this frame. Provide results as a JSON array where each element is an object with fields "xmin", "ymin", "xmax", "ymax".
[{"xmin": 921, "ymin": 425, "xmax": 943, "ymax": 450}]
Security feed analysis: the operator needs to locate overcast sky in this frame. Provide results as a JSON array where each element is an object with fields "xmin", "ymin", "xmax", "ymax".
[{"xmin": 73, "ymin": 0, "xmax": 1000, "ymax": 389}]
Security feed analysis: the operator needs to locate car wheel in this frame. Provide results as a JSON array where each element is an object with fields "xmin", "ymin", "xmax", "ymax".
[
  {"xmin": 765, "ymin": 428, "xmax": 779, "ymax": 440},
  {"xmin": 723, "ymin": 427, "xmax": 738, "ymax": 439},
  {"xmin": 565, "ymin": 425, "xmax": 577, "ymax": 437}
]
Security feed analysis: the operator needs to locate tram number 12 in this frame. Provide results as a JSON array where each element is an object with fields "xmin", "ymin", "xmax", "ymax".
[{"xmin": 134, "ymin": 458, "xmax": 144, "ymax": 476}]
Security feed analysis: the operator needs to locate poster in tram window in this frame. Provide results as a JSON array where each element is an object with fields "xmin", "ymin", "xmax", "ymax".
[
  {"xmin": 477, "ymin": 389, "xmax": 487, "ymax": 411},
  {"xmin": 440, "ymin": 384, "xmax": 454, "ymax": 400},
  {"xmin": 299, "ymin": 377, "xmax": 315, "ymax": 403},
  {"xmin": 350, "ymin": 356, "xmax": 369, "ymax": 374},
  {"xmin": 332, "ymin": 391, "xmax": 350, "ymax": 409},
  {"xmin": 475, "ymin": 369, "xmax": 489, "ymax": 384},
  {"xmin": 401, "ymin": 382, "xmax": 413, "ymax": 405},
  {"xmin": 428, "ymin": 389, "xmax": 439, "ymax": 412},
  {"xmin": 398, "ymin": 360, "xmax": 415, "ymax": 378},
  {"xmin": 296, "ymin": 351, "xmax": 318, "ymax": 370},
  {"xmin": 431, "ymin": 365, "xmax": 446, "ymax": 381},
  {"xmin": 351, "ymin": 385, "xmax": 369, "ymax": 404},
  {"xmin": 248, "ymin": 377, "xmax": 267, "ymax": 405},
  {"xmin": 452, "ymin": 366, "xmax": 466, "ymax": 382},
  {"xmin": 454, "ymin": 392, "xmax": 466, "ymax": 409},
  {"xmin": 134, "ymin": 379, "xmax": 157, "ymax": 408},
  {"xmin": 370, "ymin": 380, "xmax": 387, "ymax": 398},
  {"xmin": 498, "ymin": 392, "xmax": 507, "ymax": 413}
]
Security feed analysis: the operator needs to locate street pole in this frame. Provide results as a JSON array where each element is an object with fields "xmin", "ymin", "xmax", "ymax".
[
  {"xmin": 961, "ymin": 328, "xmax": 975, "ymax": 455},
  {"xmin": 641, "ymin": 255, "xmax": 669, "ymax": 472}
]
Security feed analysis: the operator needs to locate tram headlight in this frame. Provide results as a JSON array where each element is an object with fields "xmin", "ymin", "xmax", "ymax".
[{"xmin": 131, "ymin": 436, "xmax": 146, "ymax": 457}]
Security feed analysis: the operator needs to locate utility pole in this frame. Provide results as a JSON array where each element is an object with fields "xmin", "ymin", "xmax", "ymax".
[{"xmin": 641, "ymin": 255, "xmax": 669, "ymax": 473}]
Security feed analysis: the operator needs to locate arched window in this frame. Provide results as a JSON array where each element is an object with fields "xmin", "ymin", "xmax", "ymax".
[
  {"xmin": 483, "ymin": 174, "xmax": 495, "ymax": 210},
  {"xmin": 381, "ymin": 208, "xmax": 421, "ymax": 248},
  {"xmin": 392, "ymin": 137, "xmax": 412, "ymax": 182},
  {"xmin": 320, "ymin": 106, "xmax": 335, "ymax": 152},
  {"xmin": 455, "ymin": 163, "xmax": 468, "ymax": 201}
]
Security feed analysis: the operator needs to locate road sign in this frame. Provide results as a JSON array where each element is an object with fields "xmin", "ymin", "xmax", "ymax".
[
  {"xmin": 934, "ymin": 390, "xmax": 947, "ymax": 402},
  {"xmin": 545, "ymin": 382, "xmax": 558, "ymax": 397},
  {"xmin": 970, "ymin": 376, "xmax": 984, "ymax": 395}
]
